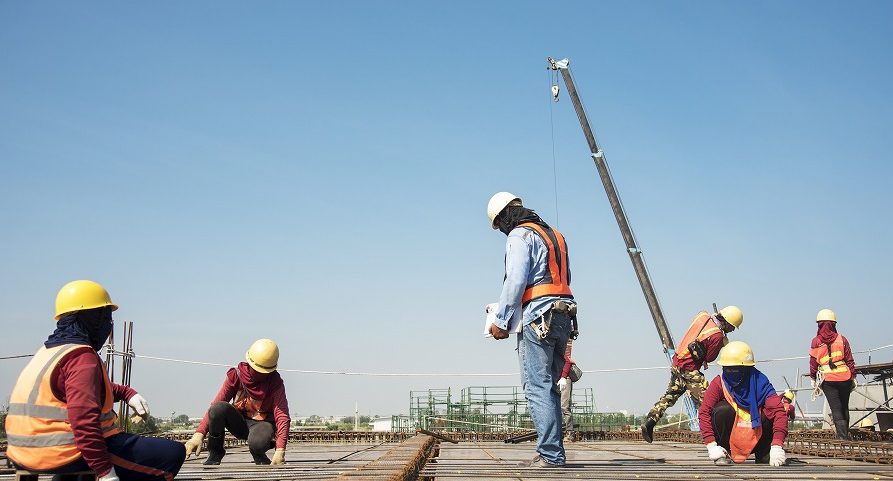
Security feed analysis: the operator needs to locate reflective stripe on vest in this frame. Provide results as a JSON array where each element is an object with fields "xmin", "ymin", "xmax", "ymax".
[
  {"xmin": 6, "ymin": 344, "xmax": 121, "ymax": 470},
  {"xmin": 517, "ymin": 223, "xmax": 573, "ymax": 305},
  {"xmin": 809, "ymin": 335, "xmax": 851, "ymax": 382},
  {"xmin": 674, "ymin": 311, "xmax": 723, "ymax": 360},
  {"xmin": 720, "ymin": 380, "xmax": 762, "ymax": 464}
]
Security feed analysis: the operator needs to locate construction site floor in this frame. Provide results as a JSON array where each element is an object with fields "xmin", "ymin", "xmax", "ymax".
[{"xmin": 5, "ymin": 439, "xmax": 893, "ymax": 480}]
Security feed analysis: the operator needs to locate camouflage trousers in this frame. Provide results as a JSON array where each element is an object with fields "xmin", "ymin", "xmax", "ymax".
[{"xmin": 647, "ymin": 367, "xmax": 708, "ymax": 421}]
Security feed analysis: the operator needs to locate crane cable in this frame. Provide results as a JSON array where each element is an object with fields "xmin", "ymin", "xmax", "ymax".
[{"xmin": 548, "ymin": 69, "xmax": 561, "ymax": 228}]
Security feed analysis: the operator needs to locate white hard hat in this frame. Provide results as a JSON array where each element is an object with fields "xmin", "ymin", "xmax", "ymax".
[{"xmin": 487, "ymin": 192, "xmax": 521, "ymax": 229}]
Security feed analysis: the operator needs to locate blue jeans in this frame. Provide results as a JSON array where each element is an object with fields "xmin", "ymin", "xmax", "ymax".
[{"xmin": 518, "ymin": 309, "xmax": 571, "ymax": 465}]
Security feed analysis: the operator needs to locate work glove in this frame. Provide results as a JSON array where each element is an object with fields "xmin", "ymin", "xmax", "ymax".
[
  {"xmin": 557, "ymin": 377, "xmax": 569, "ymax": 392},
  {"xmin": 98, "ymin": 467, "xmax": 119, "ymax": 481},
  {"xmin": 706, "ymin": 442, "xmax": 729, "ymax": 461},
  {"xmin": 127, "ymin": 393, "xmax": 150, "ymax": 417},
  {"xmin": 271, "ymin": 448, "xmax": 286, "ymax": 465},
  {"xmin": 184, "ymin": 432, "xmax": 204, "ymax": 458},
  {"xmin": 769, "ymin": 444, "xmax": 786, "ymax": 466}
]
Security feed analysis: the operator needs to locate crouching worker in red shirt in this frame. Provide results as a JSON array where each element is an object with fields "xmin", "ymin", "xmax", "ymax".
[
  {"xmin": 184, "ymin": 339, "xmax": 290, "ymax": 465},
  {"xmin": 699, "ymin": 341, "xmax": 788, "ymax": 467},
  {"xmin": 6, "ymin": 280, "xmax": 186, "ymax": 481}
]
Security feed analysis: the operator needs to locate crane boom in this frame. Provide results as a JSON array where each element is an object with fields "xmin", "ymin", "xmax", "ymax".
[{"xmin": 548, "ymin": 57, "xmax": 700, "ymax": 430}]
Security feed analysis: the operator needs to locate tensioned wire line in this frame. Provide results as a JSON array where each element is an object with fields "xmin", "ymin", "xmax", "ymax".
[{"xmin": 53, "ymin": 342, "xmax": 891, "ymax": 377}]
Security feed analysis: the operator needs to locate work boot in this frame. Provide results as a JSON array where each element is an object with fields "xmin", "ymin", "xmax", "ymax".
[
  {"xmin": 203, "ymin": 434, "xmax": 226, "ymax": 465},
  {"xmin": 251, "ymin": 452, "xmax": 271, "ymax": 465},
  {"xmin": 641, "ymin": 417, "xmax": 657, "ymax": 443}
]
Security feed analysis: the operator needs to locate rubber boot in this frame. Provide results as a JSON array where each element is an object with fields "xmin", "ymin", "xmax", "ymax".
[
  {"xmin": 834, "ymin": 420, "xmax": 852, "ymax": 440},
  {"xmin": 203, "ymin": 434, "xmax": 226, "ymax": 465},
  {"xmin": 641, "ymin": 417, "xmax": 657, "ymax": 443},
  {"xmin": 251, "ymin": 451, "xmax": 271, "ymax": 465}
]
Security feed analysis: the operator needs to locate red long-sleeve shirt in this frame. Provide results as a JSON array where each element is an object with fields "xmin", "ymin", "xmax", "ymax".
[
  {"xmin": 809, "ymin": 334, "xmax": 855, "ymax": 380},
  {"xmin": 673, "ymin": 331, "xmax": 725, "ymax": 372},
  {"xmin": 50, "ymin": 348, "xmax": 137, "ymax": 477},
  {"xmin": 196, "ymin": 367, "xmax": 291, "ymax": 449},
  {"xmin": 698, "ymin": 375, "xmax": 788, "ymax": 446},
  {"xmin": 561, "ymin": 339, "xmax": 574, "ymax": 378}
]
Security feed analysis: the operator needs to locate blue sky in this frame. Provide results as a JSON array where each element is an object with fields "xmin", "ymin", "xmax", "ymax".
[{"xmin": 2, "ymin": 1, "xmax": 891, "ymax": 420}]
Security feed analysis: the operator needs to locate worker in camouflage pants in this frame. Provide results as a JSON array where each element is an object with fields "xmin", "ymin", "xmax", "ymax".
[
  {"xmin": 648, "ymin": 367, "xmax": 708, "ymax": 421},
  {"xmin": 642, "ymin": 307, "xmax": 743, "ymax": 443}
]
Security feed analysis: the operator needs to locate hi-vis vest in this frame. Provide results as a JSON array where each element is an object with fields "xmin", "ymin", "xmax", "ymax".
[
  {"xmin": 232, "ymin": 370, "xmax": 266, "ymax": 421},
  {"xmin": 810, "ymin": 334, "xmax": 851, "ymax": 382},
  {"xmin": 517, "ymin": 222, "xmax": 573, "ymax": 306},
  {"xmin": 720, "ymin": 380, "xmax": 762, "ymax": 464},
  {"xmin": 674, "ymin": 312, "xmax": 723, "ymax": 361},
  {"xmin": 6, "ymin": 344, "xmax": 120, "ymax": 470}
]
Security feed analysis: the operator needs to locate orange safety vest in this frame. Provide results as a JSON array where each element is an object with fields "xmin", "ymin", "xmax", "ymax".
[
  {"xmin": 720, "ymin": 381, "xmax": 762, "ymax": 464},
  {"xmin": 810, "ymin": 334, "xmax": 851, "ymax": 382},
  {"xmin": 517, "ymin": 222, "xmax": 574, "ymax": 305},
  {"xmin": 232, "ymin": 370, "xmax": 267, "ymax": 421},
  {"xmin": 6, "ymin": 344, "xmax": 120, "ymax": 470},
  {"xmin": 674, "ymin": 311, "xmax": 724, "ymax": 361}
]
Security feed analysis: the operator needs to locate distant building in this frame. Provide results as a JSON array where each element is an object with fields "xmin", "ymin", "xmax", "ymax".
[{"xmin": 370, "ymin": 417, "xmax": 394, "ymax": 432}]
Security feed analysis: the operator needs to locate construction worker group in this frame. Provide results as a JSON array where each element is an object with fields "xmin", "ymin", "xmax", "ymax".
[{"xmin": 4, "ymin": 191, "xmax": 861, "ymax": 477}]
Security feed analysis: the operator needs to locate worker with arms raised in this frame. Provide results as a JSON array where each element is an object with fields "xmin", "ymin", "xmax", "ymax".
[
  {"xmin": 184, "ymin": 339, "xmax": 290, "ymax": 465},
  {"xmin": 642, "ymin": 305, "xmax": 743, "ymax": 442},
  {"xmin": 699, "ymin": 341, "xmax": 788, "ymax": 466},
  {"xmin": 486, "ymin": 192, "xmax": 578, "ymax": 468},
  {"xmin": 809, "ymin": 308, "xmax": 856, "ymax": 440},
  {"xmin": 5, "ymin": 280, "xmax": 186, "ymax": 481}
]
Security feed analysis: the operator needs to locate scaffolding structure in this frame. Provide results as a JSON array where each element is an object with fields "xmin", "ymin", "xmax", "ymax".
[{"xmin": 396, "ymin": 386, "xmax": 634, "ymax": 433}]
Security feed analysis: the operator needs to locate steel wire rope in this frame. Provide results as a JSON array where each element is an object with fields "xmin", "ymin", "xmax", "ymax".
[
  {"xmin": 548, "ymin": 68, "xmax": 561, "ymax": 228},
  {"xmin": 89, "ymin": 342, "xmax": 893, "ymax": 377}
]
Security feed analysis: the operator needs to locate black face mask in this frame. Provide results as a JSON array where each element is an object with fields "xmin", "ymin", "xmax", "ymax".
[
  {"xmin": 495, "ymin": 205, "xmax": 548, "ymax": 235},
  {"xmin": 723, "ymin": 367, "xmax": 750, "ymax": 388},
  {"xmin": 46, "ymin": 306, "xmax": 114, "ymax": 351}
]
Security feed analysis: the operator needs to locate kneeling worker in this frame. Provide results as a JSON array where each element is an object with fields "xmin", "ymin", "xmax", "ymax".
[
  {"xmin": 6, "ymin": 280, "xmax": 186, "ymax": 481},
  {"xmin": 699, "ymin": 341, "xmax": 788, "ymax": 466},
  {"xmin": 184, "ymin": 339, "xmax": 290, "ymax": 465},
  {"xmin": 642, "ymin": 306, "xmax": 743, "ymax": 442}
]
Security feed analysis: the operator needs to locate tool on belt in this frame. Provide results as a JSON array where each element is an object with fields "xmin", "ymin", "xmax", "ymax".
[{"xmin": 531, "ymin": 300, "xmax": 578, "ymax": 340}]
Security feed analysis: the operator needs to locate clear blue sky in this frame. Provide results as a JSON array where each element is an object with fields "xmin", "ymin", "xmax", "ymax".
[{"xmin": 2, "ymin": 1, "xmax": 891, "ymax": 420}]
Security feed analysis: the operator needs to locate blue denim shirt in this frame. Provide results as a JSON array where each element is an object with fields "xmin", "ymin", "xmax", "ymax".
[{"xmin": 494, "ymin": 225, "xmax": 575, "ymax": 331}]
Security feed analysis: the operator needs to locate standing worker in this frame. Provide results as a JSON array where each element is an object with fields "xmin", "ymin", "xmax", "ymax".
[
  {"xmin": 699, "ymin": 341, "xmax": 788, "ymax": 466},
  {"xmin": 184, "ymin": 339, "xmax": 291, "ymax": 465},
  {"xmin": 809, "ymin": 308, "xmax": 856, "ymax": 440},
  {"xmin": 6, "ymin": 280, "xmax": 186, "ymax": 481},
  {"xmin": 642, "ymin": 306, "xmax": 743, "ymax": 443},
  {"xmin": 557, "ymin": 338, "xmax": 581, "ymax": 442},
  {"xmin": 486, "ymin": 192, "xmax": 577, "ymax": 468}
]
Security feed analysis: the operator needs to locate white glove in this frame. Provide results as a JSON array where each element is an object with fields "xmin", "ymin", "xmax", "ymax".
[
  {"xmin": 184, "ymin": 432, "xmax": 204, "ymax": 458},
  {"xmin": 271, "ymin": 447, "xmax": 286, "ymax": 465},
  {"xmin": 98, "ymin": 467, "xmax": 119, "ymax": 481},
  {"xmin": 127, "ymin": 393, "xmax": 150, "ymax": 416},
  {"xmin": 706, "ymin": 442, "xmax": 729, "ymax": 461},
  {"xmin": 557, "ymin": 378, "xmax": 569, "ymax": 392},
  {"xmin": 769, "ymin": 444, "xmax": 786, "ymax": 466}
]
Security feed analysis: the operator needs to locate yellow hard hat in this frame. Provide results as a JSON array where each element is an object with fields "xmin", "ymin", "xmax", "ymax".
[
  {"xmin": 718, "ymin": 305, "xmax": 743, "ymax": 329},
  {"xmin": 55, "ymin": 280, "xmax": 118, "ymax": 320},
  {"xmin": 717, "ymin": 340, "xmax": 755, "ymax": 367},
  {"xmin": 859, "ymin": 417, "xmax": 875, "ymax": 430},
  {"xmin": 783, "ymin": 390, "xmax": 795, "ymax": 402},
  {"xmin": 487, "ymin": 192, "xmax": 521, "ymax": 229},
  {"xmin": 816, "ymin": 308, "xmax": 836, "ymax": 323},
  {"xmin": 246, "ymin": 338, "xmax": 279, "ymax": 373}
]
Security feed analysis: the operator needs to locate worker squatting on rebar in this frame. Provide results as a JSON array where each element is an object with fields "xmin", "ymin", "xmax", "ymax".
[
  {"xmin": 183, "ymin": 338, "xmax": 291, "ymax": 465},
  {"xmin": 485, "ymin": 191, "xmax": 578, "ymax": 468},
  {"xmin": 5, "ymin": 280, "xmax": 186, "ymax": 481},
  {"xmin": 699, "ymin": 341, "xmax": 789, "ymax": 466},
  {"xmin": 642, "ymin": 306, "xmax": 743, "ymax": 442},
  {"xmin": 810, "ymin": 308, "xmax": 857, "ymax": 440}
]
